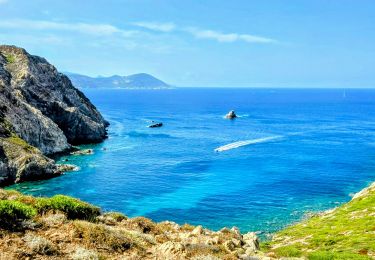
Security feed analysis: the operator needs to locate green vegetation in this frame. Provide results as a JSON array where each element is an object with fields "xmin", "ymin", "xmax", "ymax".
[
  {"xmin": 273, "ymin": 245, "xmax": 302, "ymax": 257},
  {"xmin": 4, "ymin": 54, "xmax": 16, "ymax": 63},
  {"xmin": 7, "ymin": 135, "xmax": 37, "ymax": 153},
  {"xmin": 103, "ymin": 211, "xmax": 128, "ymax": 222},
  {"xmin": 265, "ymin": 183, "xmax": 375, "ymax": 258},
  {"xmin": 0, "ymin": 200, "xmax": 36, "ymax": 228},
  {"xmin": 35, "ymin": 195, "xmax": 100, "ymax": 220},
  {"xmin": 308, "ymin": 251, "xmax": 372, "ymax": 260}
]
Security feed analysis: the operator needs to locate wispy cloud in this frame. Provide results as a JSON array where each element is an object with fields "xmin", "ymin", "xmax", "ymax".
[
  {"xmin": 185, "ymin": 27, "xmax": 276, "ymax": 43},
  {"xmin": 132, "ymin": 21, "xmax": 277, "ymax": 44},
  {"xmin": 131, "ymin": 21, "xmax": 176, "ymax": 32},
  {"xmin": 0, "ymin": 19, "xmax": 137, "ymax": 37}
]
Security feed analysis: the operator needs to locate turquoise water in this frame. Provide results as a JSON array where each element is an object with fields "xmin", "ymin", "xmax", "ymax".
[{"xmin": 9, "ymin": 88, "xmax": 375, "ymax": 235}]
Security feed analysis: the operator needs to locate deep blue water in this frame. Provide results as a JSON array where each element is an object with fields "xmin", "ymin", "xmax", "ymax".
[{"xmin": 9, "ymin": 88, "xmax": 375, "ymax": 235}]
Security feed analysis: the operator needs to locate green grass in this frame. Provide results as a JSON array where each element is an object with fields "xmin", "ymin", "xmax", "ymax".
[
  {"xmin": 265, "ymin": 184, "xmax": 375, "ymax": 258},
  {"xmin": 308, "ymin": 251, "xmax": 372, "ymax": 260},
  {"xmin": 273, "ymin": 245, "xmax": 302, "ymax": 257},
  {"xmin": 0, "ymin": 200, "xmax": 36, "ymax": 229},
  {"xmin": 35, "ymin": 195, "xmax": 100, "ymax": 220}
]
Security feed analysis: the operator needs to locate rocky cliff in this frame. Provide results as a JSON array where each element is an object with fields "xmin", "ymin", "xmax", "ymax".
[{"xmin": 0, "ymin": 45, "xmax": 108, "ymax": 185}]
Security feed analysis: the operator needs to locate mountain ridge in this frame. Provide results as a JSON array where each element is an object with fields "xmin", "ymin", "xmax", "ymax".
[{"xmin": 66, "ymin": 72, "xmax": 172, "ymax": 89}]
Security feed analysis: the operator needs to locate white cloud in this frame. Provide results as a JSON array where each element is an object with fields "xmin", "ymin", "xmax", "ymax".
[
  {"xmin": 185, "ymin": 27, "xmax": 276, "ymax": 43},
  {"xmin": 0, "ymin": 19, "xmax": 137, "ymax": 37},
  {"xmin": 132, "ymin": 21, "xmax": 276, "ymax": 44},
  {"xmin": 131, "ymin": 21, "xmax": 176, "ymax": 32}
]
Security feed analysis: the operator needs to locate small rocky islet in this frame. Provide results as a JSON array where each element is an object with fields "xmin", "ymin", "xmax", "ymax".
[{"xmin": 0, "ymin": 45, "xmax": 374, "ymax": 259}]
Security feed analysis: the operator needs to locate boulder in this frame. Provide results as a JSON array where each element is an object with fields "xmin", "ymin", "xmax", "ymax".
[{"xmin": 225, "ymin": 110, "xmax": 237, "ymax": 119}]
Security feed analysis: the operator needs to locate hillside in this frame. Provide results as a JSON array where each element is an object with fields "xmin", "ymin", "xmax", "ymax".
[
  {"xmin": 66, "ymin": 72, "xmax": 171, "ymax": 89},
  {"xmin": 0, "ymin": 182, "xmax": 374, "ymax": 259},
  {"xmin": 262, "ymin": 182, "xmax": 375, "ymax": 259},
  {"xmin": 0, "ymin": 189, "xmax": 260, "ymax": 259}
]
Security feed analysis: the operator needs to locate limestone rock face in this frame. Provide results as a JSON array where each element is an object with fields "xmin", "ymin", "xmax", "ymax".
[
  {"xmin": 0, "ymin": 118, "xmax": 59, "ymax": 186},
  {"xmin": 0, "ymin": 45, "xmax": 108, "ymax": 185},
  {"xmin": 0, "ymin": 45, "xmax": 108, "ymax": 152}
]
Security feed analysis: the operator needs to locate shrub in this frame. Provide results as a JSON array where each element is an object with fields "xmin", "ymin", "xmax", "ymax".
[
  {"xmin": 24, "ymin": 234, "xmax": 56, "ymax": 255},
  {"xmin": 104, "ymin": 212, "xmax": 127, "ymax": 222},
  {"xmin": 73, "ymin": 220, "xmax": 133, "ymax": 252},
  {"xmin": 0, "ymin": 200, "xmax": 36, "ymax": 229},
  {"xmin": 5, "ymin": 54, "xmax": 16, "ymax": 63},
  {"xmin": 71, "ymin": 247, "xmax": 99, "ymax": 260},
  {"xmin": 36, "ymin": 195, "xmax": 100, "ymax": 220},
  {"xmin": 123, "ymin": 217, "xmax": 158, "ymax": 234}
]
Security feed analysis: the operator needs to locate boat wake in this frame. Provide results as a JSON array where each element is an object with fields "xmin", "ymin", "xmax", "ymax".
[{"xmin": 214, "ymin": 135, "xmax": 283, "ymax": 152}]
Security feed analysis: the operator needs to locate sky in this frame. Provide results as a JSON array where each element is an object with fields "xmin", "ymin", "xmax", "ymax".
[{"xmin": 0, "ymin": 0, "xmax": 374, "ymax": 87}]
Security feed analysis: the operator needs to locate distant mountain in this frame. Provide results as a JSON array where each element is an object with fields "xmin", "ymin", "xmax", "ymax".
[{"xmin": 66, "ymin": 72, "xmax": 172, "ymax": 89}]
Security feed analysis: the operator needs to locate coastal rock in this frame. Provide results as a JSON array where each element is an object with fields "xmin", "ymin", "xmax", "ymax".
[
  {"xmin": 70, "ymin": 149, "xmax": 94, "ymax": 156},
  {"xmin": 56, "ymin": 164, "xmax": 79, "ymax": 172},
  {"xmin": 153, "ymin": 241, "xmax": 186, "ymax": 259},
  {"xmin": 225, "ymin": 110, "xmax": 237, "ymax": 119},
  {"xmin": 243, "ymin": 232, "xmax": 260, "ymax": 253},
  {"xmin": 0, "ymin": 45, "xmax": 108, "ymax": 152},
  {"xmin": 0, "ymin": 133, "xmax": 59, "ymax": 186},
  {"xmin": 0, "ymin": 45, "xmax": 108, "ymax": 185}
]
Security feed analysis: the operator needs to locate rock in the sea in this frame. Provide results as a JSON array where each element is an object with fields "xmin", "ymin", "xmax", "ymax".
[
  {"xmin": 225, "ymin": 110, "xmax": 237, "ymax": 119},
  {"xmin": 70, "ymin": 149, "xmax": 94, "ymax": 156},
  {"xmin": 56, "ymin": 164, "xmax": 79, "ymax": 172}
]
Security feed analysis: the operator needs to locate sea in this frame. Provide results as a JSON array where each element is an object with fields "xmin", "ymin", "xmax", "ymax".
[{"xmin": 9, "ymin": 88, "xmax": 375, "ymax": 236}]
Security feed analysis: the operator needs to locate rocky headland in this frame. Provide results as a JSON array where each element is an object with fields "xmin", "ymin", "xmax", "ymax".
[{"xmin": 0, "ymin": 45, "xmax": 108, "ymax": 185}]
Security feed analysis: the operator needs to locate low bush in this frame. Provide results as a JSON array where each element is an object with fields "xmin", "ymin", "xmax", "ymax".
[
  {"xmin": 24, "ymin": 234, "xmax": 56, "ymax": 255},
  {"xmin": 73, "ymin": 220, "xmax": 133, "ymax": 252},
  {"xmin": 71, "ymin": 247, "xmax": 99, "ymax": 260},
  {"xmin": 36, "ymin": 195, "xmax": 100, "ymax": 220},
  {"xmin": 0, "ymin": 200, "xmax": 36, "ymax": 229}
]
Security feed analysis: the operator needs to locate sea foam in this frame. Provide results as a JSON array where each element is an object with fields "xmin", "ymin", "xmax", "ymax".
[{"xmin": 214, "ymin": 135, "xmax": 283, "ymax": 152}]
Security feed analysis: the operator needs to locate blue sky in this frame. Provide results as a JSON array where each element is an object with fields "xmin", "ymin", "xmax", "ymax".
[{"xmin": 0, "ymin": 0, "xmax": 374, "ymax": 87}]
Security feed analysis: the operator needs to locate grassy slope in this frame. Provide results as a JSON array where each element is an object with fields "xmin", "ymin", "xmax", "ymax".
[{"xmin": 263, "ymin": 182, "xmax": 375, "ymax": 259}]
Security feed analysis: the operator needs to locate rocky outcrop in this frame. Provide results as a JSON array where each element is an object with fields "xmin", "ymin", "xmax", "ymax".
[
  {"xmin": 0, "ymin": 117, "xmax": 59, "ymax": 185},
  {"xmin": 0, "ymin": 45, "xmax": 108, "ymax": 150},
  {"xmin": 0, "ymin": 45, "xmax": 108, "ymax": 185},
  {"xmin": 225, "ymin": 110, "xmax": 237, "ymax": 119}
]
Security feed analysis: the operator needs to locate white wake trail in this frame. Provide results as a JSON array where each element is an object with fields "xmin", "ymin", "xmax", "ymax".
[{"xmin": 214, "ymin": 135, "xmax": 283, "ymax": 152}]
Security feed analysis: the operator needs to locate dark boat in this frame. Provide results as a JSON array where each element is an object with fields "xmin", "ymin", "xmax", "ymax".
[{"xmin": 148, "ymin": 122, "xmax": 163, "ymax": 128}]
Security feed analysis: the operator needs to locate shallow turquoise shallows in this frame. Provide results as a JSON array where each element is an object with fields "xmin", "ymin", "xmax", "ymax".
[{"xmin": 9, "ymin": 88, "xmax": 375, "ymax": 236}]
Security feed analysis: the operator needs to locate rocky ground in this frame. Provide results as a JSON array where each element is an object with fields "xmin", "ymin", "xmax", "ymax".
[
  {"xmin": 0, "ymin": 183, "xmax": 374, "ymax": 259},
  {"xmin": 0, "ymin": 189, "xmax": 263, "ymax": 260}
]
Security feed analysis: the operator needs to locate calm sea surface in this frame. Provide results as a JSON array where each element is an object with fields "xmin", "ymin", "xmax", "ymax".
[{"xmin": 9, "ymin": 88, "xmax": 375, "ymax": 235}]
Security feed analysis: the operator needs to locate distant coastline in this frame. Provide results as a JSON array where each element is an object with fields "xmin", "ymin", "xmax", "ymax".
[{"xmin": 66, "ymin": 72, "xmax": 173, "ymax": 90}]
